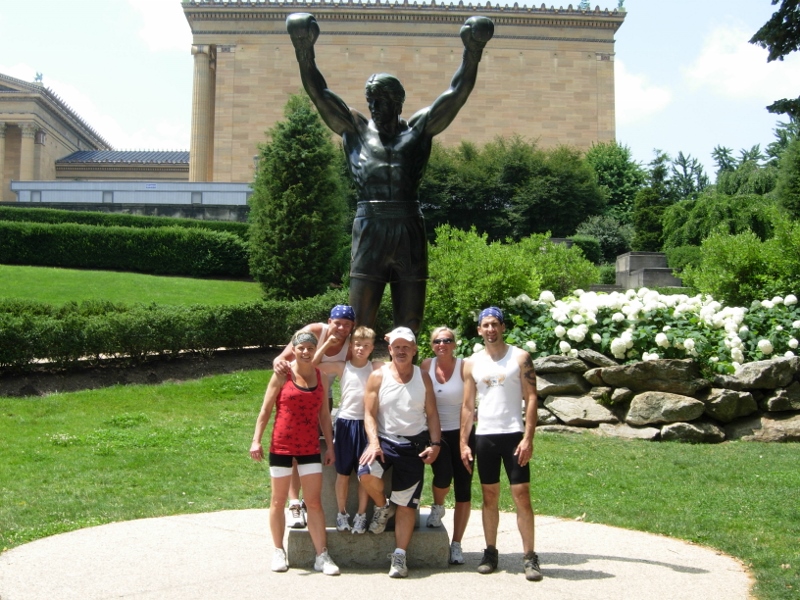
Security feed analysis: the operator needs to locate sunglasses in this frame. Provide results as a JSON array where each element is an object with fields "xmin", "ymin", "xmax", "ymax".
[{"xmin": 432, "ymin": 338, "xmax": 455, "ymax": 344}]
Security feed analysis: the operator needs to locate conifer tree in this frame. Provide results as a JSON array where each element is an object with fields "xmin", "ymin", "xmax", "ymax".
[{"xmin": 248, "ymin": 93, "xmax": 346, "ymax": 299}]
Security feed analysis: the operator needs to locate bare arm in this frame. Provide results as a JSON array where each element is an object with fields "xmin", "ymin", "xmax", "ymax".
[
  {"xmin": 249, "ymin": 372, "xmax": 286, "ymax": 461},
  {"xmin": 460, "ymin": 358, "xmax": 477, "ymax": 473},
  {"xmin": 418, "ymin": 371, "xmax": 441, "ymax": 464},
  {"xmin": 286, "ymin": 13, "xmax": 363, "ymax": 136},
  {"xmin": 410, "ymin": 16, "xmax": 494, "ymax": 137},
  {"xmin": 515, "ymin": 349, "xmax": 538, "ymax": 466},
  {"xmin": 359, "ymin": 369, "xmax": 384, "ymax": 464},
  {"xmin": 318, "ymin": 373, "xmax": 335, "ymax": 466}
]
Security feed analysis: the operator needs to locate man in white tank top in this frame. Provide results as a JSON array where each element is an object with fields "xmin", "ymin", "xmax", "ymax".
[
  {"xmin": 273, "ymin": 305, "xmax": 355, "ymax": 528},
  {"xmin": 460, "ymin": 307, "xmax": 543, "ymax": 582},
  {"xmin": 358, "ymin": 326, "xmax": 442, "ymax": 579}
]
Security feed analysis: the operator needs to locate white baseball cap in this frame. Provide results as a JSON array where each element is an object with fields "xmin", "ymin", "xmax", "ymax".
[{"xmin": 387, "ymin": 326, "xmax": 416, "ymax": 344}]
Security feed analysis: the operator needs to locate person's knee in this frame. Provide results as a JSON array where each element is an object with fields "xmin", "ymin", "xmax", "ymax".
[
  {"xmin": 511, "ymin": 484, "xmax": 533, "ymax": 511},
  {"xmin": 481, "ymin": 485, "xmax": 500, "ymax": 507}
]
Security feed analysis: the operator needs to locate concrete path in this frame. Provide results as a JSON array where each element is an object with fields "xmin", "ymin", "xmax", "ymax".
[{"xmin": 0, "ymin": 509, "xmax": 753, "ymax": 600}]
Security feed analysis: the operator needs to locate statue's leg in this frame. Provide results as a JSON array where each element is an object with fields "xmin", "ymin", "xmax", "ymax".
[
  {"xmin": 349, "ymin": 277, "xmax": 386, "ymax": 332},
  {"xmin": 389, "ymin": 279, "xmax": 426, "ymax": 336}
]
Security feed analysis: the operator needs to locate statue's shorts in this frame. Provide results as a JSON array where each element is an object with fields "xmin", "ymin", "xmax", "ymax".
[{"xmin": 350, "ymin": 201, "xmax": 428, "ymax": 284}]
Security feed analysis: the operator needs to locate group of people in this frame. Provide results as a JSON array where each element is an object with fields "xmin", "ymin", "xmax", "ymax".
[{"xmin": 249, "ymin": 304, "xmax": 542, "ymax": 581}]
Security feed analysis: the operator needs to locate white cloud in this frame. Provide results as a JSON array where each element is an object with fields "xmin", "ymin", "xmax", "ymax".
[
  {"xmin": 128, "ymin": 0, "xmax": 192, "ymax": 52},
  {"xmin": 683, "ymin": 24, "xmax": 800, "ymax": 102},
  {"xmin": 615, "ymin": 60, "xmax": 673, "ymax": 126}
]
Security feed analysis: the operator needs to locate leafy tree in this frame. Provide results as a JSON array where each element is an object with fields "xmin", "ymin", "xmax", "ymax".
[
  {"xmin": 630, "ymin": 187, "xmax": 665, "ymax": 251},
  {"xmin": 248, "ymin": 93, "xmax": 347, "ymax": 299},
  {"xmin": 583, "ymin": 141, "xmax": 646, "ymax": 223},
  {"xmin": 776, "ymin": 135, "xmax": 800, "ymax": 218},
  {"xmin": 670, "ymin": 151, "xmax": 709, "ymax": 200},
  {"xmin": 715, "ymin": 147, "xmax": 778, "ymax": 196},
  {"xmin": 750, "ymin": 0, "xmax": 800, "ymax": 117},
  {"xmin": 574, "ymin": 214, "xmax": 634, "ymax": 264}
]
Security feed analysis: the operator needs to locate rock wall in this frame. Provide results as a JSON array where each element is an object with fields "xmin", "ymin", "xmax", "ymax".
[{"xmin": 534, "ymin": 352, "xmax": 800, "ymax": 443}]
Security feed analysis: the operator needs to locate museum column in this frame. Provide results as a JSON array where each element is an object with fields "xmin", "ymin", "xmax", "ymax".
[
  {"xmin": 0, "ymin": 123, "xmax": 6, "ymax": 201},
  {"xmin": 189, "ymin": 44, "xmax": 215, "ymax": 182},
  {"xmin": 19, "ymin": 123, "xmax": 37, "ymax": 182}
]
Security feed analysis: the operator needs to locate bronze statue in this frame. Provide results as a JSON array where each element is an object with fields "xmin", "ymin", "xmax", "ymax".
[{"xmin": 287, "ymin": 13, "xmax": 494, "ymax": 335}]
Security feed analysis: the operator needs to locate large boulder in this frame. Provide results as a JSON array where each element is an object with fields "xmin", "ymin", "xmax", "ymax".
[
  {"xmin": 697, "ymin": 388, "xmax": 758, "ymax": 423},
  {"xmin": 577, "ymin": 348, "xmax": 619, "ymax": 368},
  {"xmin": 611, "ymin": 387, "xmax": 635, "ymax": 405},
  {"xmin": 725, "ymin": 412, "xmax": 800, "ymax": 442},
  {"xmin": 660, "ymin": 421, "xmax": 725, "ymax": 444},
  {"xmin": 534, "ymin": 355, "xmax": 588, "ymax": 374},
  {"xmin": 759, "ymin": 381, "xmax": 800, "ymax": 412},
  {"xmin": 544, "ymin": 395, "xmax": 618, "ymax": 426},
  {"xmin": 595, "ymin": 422, "xmax": 660, "ymax": 441},
  {"xmin": 537, "ymin": 372, "xmax": 590, "ymax": 398},
  {"xmin": 587, "ymin": 386, "xmax": 613, "ymax": 403},
  {"xmin": 713, "ymin": 357, "xmax": 800, "ymax": 390},
  {"xmin": 626, "ymin": 391, "xmax": 705, "ymax": 426},
  {"xmin": 583, "ymin": 367, "xmax": 605, "ymax": 386},
  {"xmin": 596, "ymin": 359, "xmax": 709, "ymax": 396},
  {"xmin": 537, "ymin": 407, "xmax": 559, "ymax": 425}
]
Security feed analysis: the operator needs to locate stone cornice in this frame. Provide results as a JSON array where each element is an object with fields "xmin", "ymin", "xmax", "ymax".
[{"xmin": 182, "ymin": 1, "xmax": 626, "ymax": 32}]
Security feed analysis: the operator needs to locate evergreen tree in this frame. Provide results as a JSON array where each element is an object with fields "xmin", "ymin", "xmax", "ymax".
[
  {"xmin": 777, "ymin": 136, "xmax": 800, "ymax": 218},
  {"xmin": 583, "ymin": 140, "xmax": 646, "ymax": 223},
  {"xmin": 750, "ymin": 0, "xmax": 800, "ymax": 117},
  {"xmin": 248, "ymin": 93, "xmax": 347, "ymax": 299}
]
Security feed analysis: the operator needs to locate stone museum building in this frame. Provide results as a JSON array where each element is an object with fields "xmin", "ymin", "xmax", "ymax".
[
  {"xmin": 184, "ymin": 0, "xmax": 626, "ymax": 183},
  {"xmin": 1, "ymin": 1, "xmax": 625, "ymax": 203}
]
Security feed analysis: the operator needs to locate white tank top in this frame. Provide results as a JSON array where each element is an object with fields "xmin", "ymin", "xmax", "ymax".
[
  {"xmin": 427, "ymin": 357, "xmax": 464, "ymax": 432},
  {"xmin": 470, "ymin": 345, "xmax": 525, "ymax": 435},
  {"xmin": 318, "ymin": 324, "xmax": 351, "ymax": 396},
  {"xmin": 377, "ymin": 364, "xmax": 427, "ymax": 441},
  {"xmin": 337, "ymin": 361, "xmax": 372, "ymax": 420}
]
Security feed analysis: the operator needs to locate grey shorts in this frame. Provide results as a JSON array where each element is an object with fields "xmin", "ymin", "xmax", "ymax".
[{"xmin": 350, "ymin": 201, "xmax": 428, "ymax": 284}]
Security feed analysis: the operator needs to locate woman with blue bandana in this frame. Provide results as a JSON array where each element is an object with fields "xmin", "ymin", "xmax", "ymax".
[
  {"xmin": 272, "ymin": 305, "xmax": 356, "ymax": 528},
  {"xmin": 250, "ymin": 330, "xmax": 340, "ymax": 575}
]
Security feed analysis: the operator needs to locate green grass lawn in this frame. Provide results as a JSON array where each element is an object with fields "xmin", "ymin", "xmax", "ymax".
[
  {"xmin": 0, "ymin": 264, "xmax": 263, "ymax": 306},
  {"xmin": 0, "ymin": 372, "xmax": 798, "ymax": 599}
]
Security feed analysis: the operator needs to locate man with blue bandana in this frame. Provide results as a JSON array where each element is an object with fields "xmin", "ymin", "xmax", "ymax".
[
  {"xmin": 273, "ymin": 304, "xmax": 356, "ymax": 528},
  {"xmin": 460, "ymin": 307, "xmax": 543, "ymax": 582}
]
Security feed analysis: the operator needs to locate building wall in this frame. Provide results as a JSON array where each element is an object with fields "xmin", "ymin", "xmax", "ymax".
[{"xmin": 184, "ymin": 2, "xmax": 625, "ymax": 183}]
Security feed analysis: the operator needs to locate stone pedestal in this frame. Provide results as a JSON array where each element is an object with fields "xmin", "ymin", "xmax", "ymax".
[{"xmin": 289, "ymin": 439, "xmax": 448, "ymax": 568}]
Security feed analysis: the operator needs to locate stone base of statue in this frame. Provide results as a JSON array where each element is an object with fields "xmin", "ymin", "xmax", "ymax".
[{"xmin": 287, "ymin": 438, "xmax": 449, "ymax": 568}]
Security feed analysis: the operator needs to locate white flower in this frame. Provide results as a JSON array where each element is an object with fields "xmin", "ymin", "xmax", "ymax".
[
  {"xmin": 610, "ymin": 337, "xmax": 627, "ymax": 359},
  {"xmin": 785, "ymin": 294, "xmax": 797, "ymax": 306},
  {"xmin": 568, "ymin": 349, "xmax": 579, "ymax": 358},
  {"xmin": 662, "ymin": 325, "xmax": 671, "ymax": 332},
  {"xmin": 776, "ymin": 325, "xmax": 784, "ymax": 332},
  {"xmin": 655, "ymin": 332, "xmax": 670, "ymax": 348},
  {"xmin": 794, "ymin": 320, "xmax": 800, "ymax": 329},
  {"xmin": 784, "ymin": 350, "xmax": 796, "ymax": 358},
  {"xmin": 642, "ymin": 351, "xmax": 659, "ymax": 361},
  {"xmin": 591, "ymin": 333, "xmax": 602, "ymax": 344},
  {"xmin": 789, "ymin": 338, "xmax": 798, "ymax": 349},
  {"xmin": 761, "ymin": 300, "xmax": 775, "ymax": 309},
  {"xmin": 525, "ymin": 340, "xmax": 537, "ymax": 352},
  {"xmin": 554, "ymin": 325, "xmax": 566, "ymax": 338},
  {"xmin": 571, "ymin": 313, "xmax": 584, "ymax": 324},
  {"xmin": 473, "ymin": 343, "xmax": 484, "ymax": 353},
  {"xmin": 731, "ymin": 348, "xmax": 744, "ymax": 363},
  {"xmin": 709, "ymin": 356, "xmax": 719, "ymax": 363},
  {"xmin": 539, "ymin": 290, "xmax": 556, "ymax": 303},
  {"xmin": 559, "ymin": 341, "xmax": 572, "ymax": 354},
  {"xmin": 772, "ymin": 296, "xmax": 784, "ymax": 305},
  {"xmin": 456, "ymin": 340, "xmax": 463, "ymax": 346},
  {"xmin": 612, "ymin": 312, "xmax": 625, "ymax": 323},
  {"xmin": 683, "ymin": 338, "xmax": 696, "ymax": 352},
  {"xmin": 739, "ymin": 326, "xmax": 749, "ymax": 334},
  {"xmin": 757, "ymin": 339, "xmax": 774, "ymax": 355},
  {"xmin": 567, "ymin": 327, "xmax": 586, "ymax": 343}
]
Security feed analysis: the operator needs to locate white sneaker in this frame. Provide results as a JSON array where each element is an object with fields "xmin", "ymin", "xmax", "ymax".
[
  {"xmin": 352, "ymin": 513, "xmax": 368, "ymax": 535},
  {"xmin": 449, "ymin": 541, "xmax": 465, "ymax": 565},
  {"xmin": 388, "ymin": 551, "xmax": 408, "ymax": 578},
  {"xmin": 336, "ymin": 512, "xmax": 351, "ymax": 532},
  {"xmin": 288, "ymin": 502, "xmax": 306, "ymax": 529},
  {"xmin": 369, "ymin": 502, "xmax": 396, "ymax": 534},
  {"xmin": 427, "ymin": 504, "xmax": 445, "ymax": 528},
  {"xmin": 271, "ymin": 548, "xmax": 288, "ymax": 572},
  {"xmin": 314, "ymin": 549, "xmax": 340, "ymax": 576}
]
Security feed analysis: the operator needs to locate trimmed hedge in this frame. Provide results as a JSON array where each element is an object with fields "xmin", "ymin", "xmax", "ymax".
[
  {"xmin": 0, "ymin": 206, "xmax": 249, "ymax": 239},
  {"xmin": 0, "ymin": 289, "xmax": 395, "ymax": 371},
  {"xmin": 568, "ymin": 235, "xmax": 602, "ymax": 265},
  {"xmin": 0, "ymin": 221, "xmax": 249, "ymax": 277}
]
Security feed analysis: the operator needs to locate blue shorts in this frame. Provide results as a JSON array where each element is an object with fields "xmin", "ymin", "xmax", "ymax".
[
  {"xmin": 334, "ymin": 417, "xmax": 368, "ymax": 476},
  {"xmin": 475, "ymin": 432, "xmax": 530, "ymax": 486},
  {"xmin": 357, "ymin": 434, "xmax": 427, "ymax": 508}
]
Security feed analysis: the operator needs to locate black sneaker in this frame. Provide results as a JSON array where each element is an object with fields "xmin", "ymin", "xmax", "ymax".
[
  {"xmin": 523, "ymin": 551, "xmax": 543, "ymax": 581},
  {"xmin": 476, "ymin": 546, "xmax": 498, "ymax": 574}
]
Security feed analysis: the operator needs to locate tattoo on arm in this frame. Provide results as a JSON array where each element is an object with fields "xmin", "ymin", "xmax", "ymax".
[{"xmin": 523, "ymin": 354, "xmax": 537, "ymax": 386}]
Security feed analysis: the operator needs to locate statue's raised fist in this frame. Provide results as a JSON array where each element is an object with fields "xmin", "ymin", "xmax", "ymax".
[
  {"xmin": 460, "ymin": 16, "xmax": 494, "ymax": 52},
  {"xmin": 286, "ymin": 13, "xmax": 320, "ymax": 50}
]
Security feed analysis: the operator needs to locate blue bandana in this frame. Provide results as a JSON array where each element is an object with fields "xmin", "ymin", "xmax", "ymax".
[
  {"xmin": 330, "ymin": 304, "xmax": 356, "ymax": 321},
  {"xmin": 478, "ymin": 306, "xmax": 504, "ymax": 324}
]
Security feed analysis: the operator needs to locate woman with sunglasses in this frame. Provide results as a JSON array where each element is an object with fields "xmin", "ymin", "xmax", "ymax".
[{"xmin": 419, "ymin": 326, "xmax": 474, "ymax": 565}]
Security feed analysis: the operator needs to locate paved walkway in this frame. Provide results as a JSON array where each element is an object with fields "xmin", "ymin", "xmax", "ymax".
[{"xmin": 0, "ymin": 509, "xmax": 752, "ymax": 600}]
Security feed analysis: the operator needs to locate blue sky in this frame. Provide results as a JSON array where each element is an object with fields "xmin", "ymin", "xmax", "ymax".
[{"xmin": 1, "ymin": 0, "xmax": 798, "ymax": 178}]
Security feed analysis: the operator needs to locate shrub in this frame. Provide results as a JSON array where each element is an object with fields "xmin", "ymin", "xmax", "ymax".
[
  {"xmin": 664, "ymin": 245, "xmax": 702, "ymax": 274},
  {"xmin": 0, "ymin": 206, "xmax": 248, "ymax": 239},
  {"xmin": 0, "ymin": 221, "xmax": 249, "ymax": 277},
  {"xmin": 574, "ymin": 214, "xmax": 634, "ymax": 263},
  {"xmin": 568, "ymin": 235, "xmax": 602, "ymax": 265},
  {"xmin": 519, "ymin": 234, "xmax": 599, "ymax": 299}
]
